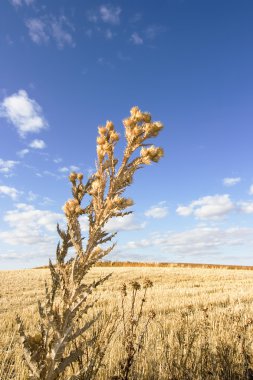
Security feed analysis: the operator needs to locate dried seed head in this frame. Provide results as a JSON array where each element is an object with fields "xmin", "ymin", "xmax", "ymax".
[
  {"xmin": 106, "ymin": 120, "xmax": 114, "ymax": 131},
  {"xmin": 148, "ymin": 310, "xmax": 156, "ymax": 319},
  {"xmin": 143, "ymin": 279, "xmax": 153, "ymax": 289},
  {"xmin": 69, "ymin": 172, "xmax": 77, "ymax": 182},
  {"xmin": 77, "ymin": 173, "xmax": 83, "ymax": 181},
  {"xmin": 98, "ymin": 126, "xmax": 107, "ymax": 136},
  {"xmin": 63, "ymin": 199, "xmax": 80, "ymax": 216},
  {"xmin": 110, "ymin": 131, "xmax": 120, "ymax": 143},
  {"xmin": 130, "ymin": 280, "xmax": 141, "ymax": 291},
  {"xmin": 130, "ymin": 106, "xmax": 140, "ymax": 117},
  {"xmin": 140, "ymin": 145, "xmax": 164, "ymax": 164},
  {"xmin": 123, "ymin": 118, "xmax": 135, "ymax": 128}
]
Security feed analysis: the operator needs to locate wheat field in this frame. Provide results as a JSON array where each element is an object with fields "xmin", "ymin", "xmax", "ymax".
[{"xmin": 1, "ymin": 265, "xmax": 253, "ymax": 379}]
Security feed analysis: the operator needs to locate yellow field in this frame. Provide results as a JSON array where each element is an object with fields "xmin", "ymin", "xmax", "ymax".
[{"xmin": 1, "ymin": 266, "xmax": 253, "ymax": 379}]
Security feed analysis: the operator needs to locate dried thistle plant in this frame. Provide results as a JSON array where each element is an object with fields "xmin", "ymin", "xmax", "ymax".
[
  {"xmin": 16, "ymin": 106, "xmax": 164, "ymax": 379},
  {"xmin": 111, "ymin": 279, "xmax": 155, "ymax": 380}
]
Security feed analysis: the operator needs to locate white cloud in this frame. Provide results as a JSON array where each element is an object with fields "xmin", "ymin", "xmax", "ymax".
[
  {"xmin": 0, "ymin": 159, "xmax": 19, "ymax": 174},
  {"xmin": 130, "ymin": 32, "xmax": 143, "ymax": 45},
  {"xmin": 29, "ymin": 139, "xmax": 46, "ymax": 149},
  {"xmin": 249, "ymin": 185, "xmax": 253, "ymax": 195},
  {"xmin": 58, "ymin": 165, "xmax": 80, "ymax": 173},
  {"xmin": 27, "ymin": 191, "xmax": 38, "ymax": 202},
  {"xmin": 223, "ymin": 177, "xmax": 241, "ymax": 187},
  {"xmin": 238, "ymin": 202, "xmax": 253, "ymax": 214},
  {"xmin": 176, "ymin": 194, "xmax": 234, "ymax": 220},
  {"xmin": 145, "ymin": 203, "xmax": 168, "ymax": 219},
  {"xmin": 50, "ymin": 16, "xmax": 75, "ymax": 49},
  {"xmin": 87, "ymin": 5, "xmax": 121, "ymax": 25},
  {"xmin": 17, "ymin": 148, "xmax": 29, "ymax": 158},
  {"xmin": 105, "ymin": 29, "xmax": 113, "ymax": 39},
  {"xmin": 125, "ymin": 226, "xmax": 253, "ymax": 257},
  {"xmin": 10, "ymin": 0, "xmax": 34, "ymax": 7},
  {"xmin": 0, "ymin": 203, "xmax": 63, "ymax": 246},
  {"xmin": 0, "ymin": 90, "xmax": 47, "ymax": 137},
  {"xmin": 26, "ymin": 16, "xmax": 75, "ymax": 49},
  {"xmin": 99, "ymin": 5, "xmax": 121, "ymax": 24},
  {"xmin": 0, "ymin": 185, "xmax": 21, "ymax": 200},
  {"xmin": 25, "ymin": 18, "xmax": 48, "ymax": 44},
  {"xmin": 105, "ymin": 214, "xmax": 146, "ymax": 232},
  {"xmin": 144, "ymin": 25, "xmax": 166, "ymax": 40},
  {"xmin": 53, "ymin": 158, "xmax": 62, "ymax": 164}
]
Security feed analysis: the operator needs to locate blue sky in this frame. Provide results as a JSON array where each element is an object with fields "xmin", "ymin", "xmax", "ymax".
[{"xmin": 0, "ymin": 0, "xmax": 253, "ymax": 269}]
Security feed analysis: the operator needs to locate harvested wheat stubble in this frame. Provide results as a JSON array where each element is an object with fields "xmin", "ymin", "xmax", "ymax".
[{"xmin": 1, "ymin": 266, "xmax": 253, "ymax": 379}]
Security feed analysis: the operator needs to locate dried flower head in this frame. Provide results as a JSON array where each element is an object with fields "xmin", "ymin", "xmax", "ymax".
[
  {"xmin": 77, "ymin": 173, "xmax": 83, "ymax": 181},
  {"xmin": 130, "ymin": 280, "xmax": 141, "ymax": 291},
  {"xmin": 148, "ymin": 310, "xmax": 156, "ymax": 319},
  {"xmin": 143, "ymin": 279, "xmax": 153, "ymax": 289},
  {"xmin": 69, "ymin": 172, "xmax": 77, "ymax": 182},
  {"xmin": 140, "ymin": 146, "xmax": 164, "ymax": 164},
  {"xmin": 63, "ymin": 199, "xmax": 81, "ymax": 217}
]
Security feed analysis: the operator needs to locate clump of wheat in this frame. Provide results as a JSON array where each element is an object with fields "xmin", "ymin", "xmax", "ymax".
[{"xmin": 16, "ymin": 106, "xmax": 164, "ymax": 379}]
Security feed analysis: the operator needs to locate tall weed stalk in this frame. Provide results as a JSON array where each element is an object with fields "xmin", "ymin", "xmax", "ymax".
[{"xmin": 16, "ymin": 107, "xmax": 164, "ymax": 379}]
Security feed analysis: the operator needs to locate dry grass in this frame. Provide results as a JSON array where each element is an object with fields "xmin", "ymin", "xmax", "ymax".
[{"xmin": 1, "ymin": 266, "xmax": 253, "ymax": 379}]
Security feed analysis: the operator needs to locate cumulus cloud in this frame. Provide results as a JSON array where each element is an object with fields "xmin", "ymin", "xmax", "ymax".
[
  {"xmin": 29, "ymin": 139, "xmax": 46, "ymax": 149},
  {"xmin": 125, "ymin": 226, "xmax": 253, "ymax": 257},
  {"xmin": 176, "ymin": 194, "xmax": 234, "ymax": 220},
  {"xmin": 105, "ymin": 214, "xmax": 146, "ymax": 232},
  {"xmin": 0, "ymin": 185, "xmax": 21, "ymax": 200},
  {"xmin": 0, "ymin": 90, "xmax": 47, "ymax": 137},
  {"xmin": 238, "ymin": 202, "xmax": 253, "ymax": 214},
  {"xmin": 130, "ymin": 32, "xmax": 143, "ymax": 45},
  {"xmin": 144, "ymin": 203, "xmax": 168, "ymax": 219},
  {"xmin": 0, "ymin": 203, "xmax": 63, "ymax": 246},
  {"xmin": 26, "ymin": 16, "xmax": 75, "ymax": 49},
  {"xmin": 0, "ymin": 158, "xmax": 19, "ymax": 174},
  {"xmin": 223, "ymin": 177, "xmax": 241, "ymax": 187}
]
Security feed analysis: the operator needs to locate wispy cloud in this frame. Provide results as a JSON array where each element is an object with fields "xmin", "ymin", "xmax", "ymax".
[
  {"xmin": 144, "ymin": 25, "xmax": 166, "ymax": 40},
  {"xmin": 223, "ymin": 177, "xmax": 241, "ymax": 187},
  {"xmin": 25, "ymin": 18, "xmax": 48, "ymax": 44},
  {"xmin": 58, "ymin": 165, "xmax": 80, "ymax": 173},
  {"xmin": 17, "ymin": 149, "xmax": 30, "ymax": 158},
  {"xmin": 88, "ymin": 5, "xmax": 121, "ymax": 25},
  {"xmin": 249, "ymin": 184, "xmax": 253, "ymax": 195},
  {"xmin": 145, "ymin": 202, "xmax": 168, "ymax": 219},
  {"xmin": 130, "ymin": 32, "xmax": 143, "ymax": 45},
  {"xmin": 176, "ymin": 194, "xmax": 235, "ymax": 220},
  {"xmin": 29, "ymin": 139, "xmax": 46, "ymax": 149},
  {"xmin": 26, "ymin": 16, "xmax": 75, "ymax": 49},
  {"xmin": 0, "ymin": 159, "xmax": 19, "ymax": 174},
  {"xmin": 10, "ymin": 0, "xmax": 34, "ymax": 7},
  {"xmin": 0, "ymin": 90, "xmax": 47, "ymax": 137},
  {"xmin": 125, "ymin": 226, "xmax": 253, "ymax": 257},
  {"xmin": 99, "ymin": 5, "xmax": 121, "ymax": 24},
  {"xmin": 0, "ymin": 185, "xmax": 21, "ymax": 200}
]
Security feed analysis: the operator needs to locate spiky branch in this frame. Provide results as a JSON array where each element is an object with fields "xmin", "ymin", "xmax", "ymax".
[{"xmin": 17, "ymin": 106, "xmax": 164, "ymax": 379}]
